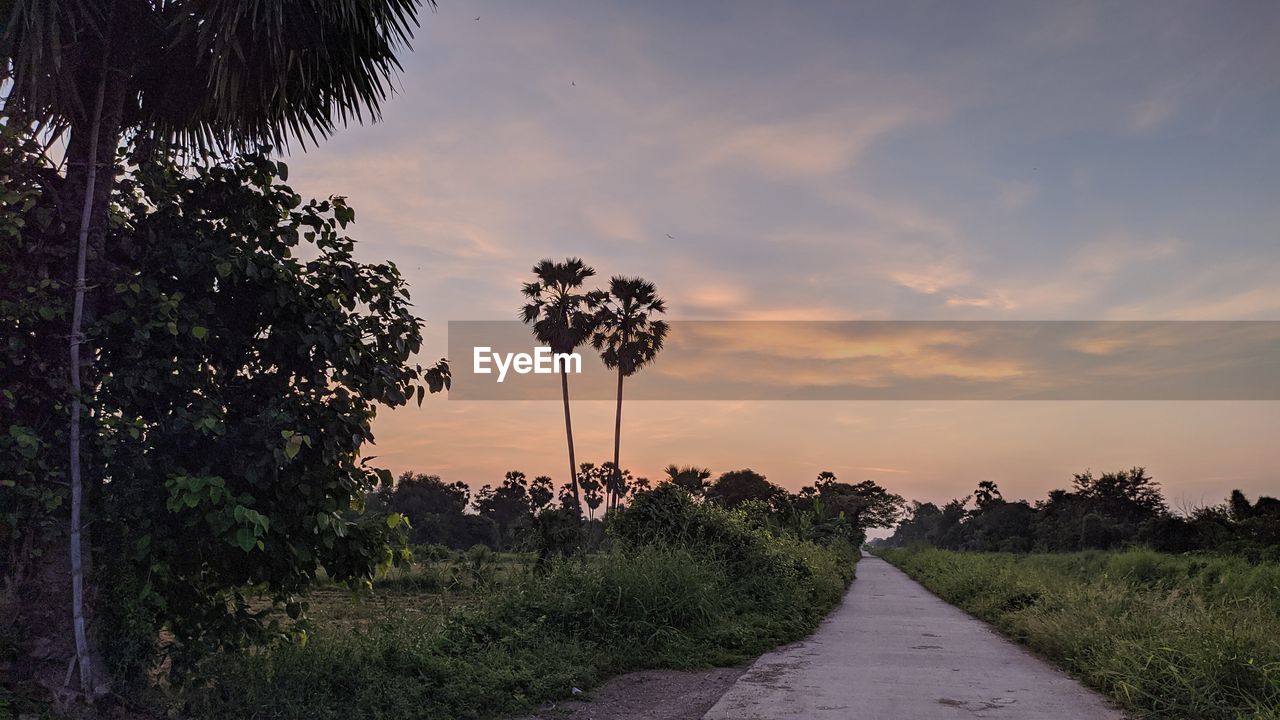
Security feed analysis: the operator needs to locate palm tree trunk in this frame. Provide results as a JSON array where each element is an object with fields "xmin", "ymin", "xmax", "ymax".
[
  {"xmin": 560, "ymin": 368, "xmax": 580, "ymax": 516},
  {"xmin": 66, "ymin": 71, "xmax": 107, "ymax": 697},
  {"xmin": 611, "ymin": 367, "xmax": 624, "ymax": 511}
]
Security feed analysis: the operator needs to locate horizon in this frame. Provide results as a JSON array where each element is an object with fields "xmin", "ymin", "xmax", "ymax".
[{"xmin": 280, "ymin": 0, "xmax": 1277, "ymax": 512}]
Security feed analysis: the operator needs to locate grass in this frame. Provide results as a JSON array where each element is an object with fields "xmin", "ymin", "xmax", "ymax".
[
  {"xmin": 183, "ymin": 499, "xmax": 857, "ymax": 720},
  {"xmin": 879, "ymin": 546, "xmax": 1280, "ymax": 720}
]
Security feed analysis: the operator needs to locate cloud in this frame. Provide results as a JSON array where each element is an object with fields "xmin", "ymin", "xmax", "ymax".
[
  {"xmin": 924, "ymin": 234, "xmax": 1184, "ymax": 315},
  {"xmin": 580, "ymin": 201, "xmax": 648, "ymax": 244},
  {"xmin": 1129, "ymin": 96, "xmax": 1178, "ymax": 131},
  {"xmin": 891, "ymin": 265, "xmax": 973, "ymax": 295},
  {"xmin": 998, "ymin": 182, "xmax": 1038, "ymax": 209},
  {"xmin": 689, "ymin": 111, "xmax": 910, "ymax": 180}
]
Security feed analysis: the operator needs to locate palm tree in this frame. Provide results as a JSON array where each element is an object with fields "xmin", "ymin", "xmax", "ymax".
[
  {"xmin": 520, "ymin": 259, "xmax": 602, "ymax": 517},
  {"xmin": 591, "ymin": 277, "xmax": 668, "ymax": 510},
  {"xmin": 664, "ymin": 464, "xmax": 712, "ymax": 497},
  {"xmin": 1, "ymin": 0, "xmax": 428, "ymax": 697}
]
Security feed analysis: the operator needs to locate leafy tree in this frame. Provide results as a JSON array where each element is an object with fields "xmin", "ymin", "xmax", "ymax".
[
  {"xmin": 706, "ymin": 469, "xmax": 783, "ymax": 509},
  {"xmin": 3, "ymin": 145, "xmax": 447, "ymax": 694},
  {"xmin": 1, "ymin": 0, "xmax": 429, "ymax": 696},
  {"xmin": 475, "ymin": 471, "xmax": 533, "ymax": 546},
  {"xmin": 590, "ymin": 276, "xmax": 668, "ymax": 511},
  {"xmin": 520, "ymin": 259, "xmax": 602, "ymax": 517},
  {"xmin": 664, "ymin": 464, "xmax": 712, "ymax": 497},
  {"xmin": 813, "ymin": 475, "xmax": 905, "ymax": 534},
  {"xmin": 786, "ymin": 473, "xmax": 904, "ymax": 546},
  {"xmin": 525, "ymin": 507, "xmax": 583, "ymax": 565},
  {"xmin": 1072, "ymin": 467, "xmax": 1165, "ymax": 524},
  {"xmin": 371, "ymin": 473, "xmax": 490, "ymax": 549}
]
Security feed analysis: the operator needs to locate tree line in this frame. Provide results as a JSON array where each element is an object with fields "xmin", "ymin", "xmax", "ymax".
[
  {"xmin": 373, "ymin": 466, "xmax": 907, "ymax": 555},
  {"xmin": 878, "ymin": 468, "xmax": 1280, "ymax": 557}
]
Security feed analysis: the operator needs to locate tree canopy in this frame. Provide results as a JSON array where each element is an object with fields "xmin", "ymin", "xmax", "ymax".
[{"xmin": 1, "ymin": 140, "xmax": 448, "ymax": 685}]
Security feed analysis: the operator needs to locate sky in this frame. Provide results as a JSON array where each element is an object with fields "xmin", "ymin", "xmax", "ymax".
[{"xmin": 284, "ymin": 0, "xmax": 1280, "ymax": 518}]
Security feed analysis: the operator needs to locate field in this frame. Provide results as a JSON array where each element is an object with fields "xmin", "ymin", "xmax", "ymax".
[
  {"xmin": 178, "ymin": 496, "xmax": 858, "ymax": 720},
  {"xmin": 879, "ymin": 547, "xmax": 1280, "ymax": 720}
]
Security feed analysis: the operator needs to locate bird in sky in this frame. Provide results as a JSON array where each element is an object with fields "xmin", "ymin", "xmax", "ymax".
[{"xmin": 666, "ymin": 233, "xmax": 675, "ymax": 239}]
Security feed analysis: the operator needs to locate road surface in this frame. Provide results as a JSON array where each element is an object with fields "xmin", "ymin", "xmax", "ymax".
[{"xmin": 702, "ymin": 555, "xmax": 1126, "ymax": 719}]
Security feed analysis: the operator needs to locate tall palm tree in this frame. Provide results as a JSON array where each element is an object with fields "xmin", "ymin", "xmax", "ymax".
[
  {"xmin": 1, "ymin": 0, "xmax": 428, "ymax": 697},
  {"xmin": 591, "ymin": 277, "xmax": 668, "ymax": 511},
  {"xmin": 520, "ymin": 259, "xmax": 602, "ymax": 517}
]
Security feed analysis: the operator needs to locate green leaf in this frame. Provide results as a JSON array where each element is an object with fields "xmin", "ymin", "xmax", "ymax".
[
  {"xmin": 235, "ymin": 527, "xmax": 257, "ymax": 553},
  {"xmin": 285, "ymin": 434, "xmax": 304, "ymax": 459},
  {"xmin": 191, "ymin": 326, "xmax": 208, "ymax": 340}
]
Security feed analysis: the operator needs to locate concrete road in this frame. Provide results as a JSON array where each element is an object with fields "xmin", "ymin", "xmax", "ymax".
[{"xmin": 703, "ymin": 555, "xmax": 1127, "ymax": 720}]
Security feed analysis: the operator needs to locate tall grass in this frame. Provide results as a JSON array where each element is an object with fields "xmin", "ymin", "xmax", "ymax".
[
  {"xmin": 187, "ymin": 492, "xmax": 857, "ymax": 720},
  {"xmin": 881, "ymin": 547, "xmax": 1280, "ymax": 720}
]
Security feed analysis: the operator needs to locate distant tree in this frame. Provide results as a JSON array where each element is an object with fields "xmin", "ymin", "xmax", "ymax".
[
  {"xmin": 631, "ymin": 476, "xmax": 652, "ymax": 496},
  {"xmin": 578, "ymin": 463, "xmax": 605, "ymax": 520},
  {"xmin": 1073, "ymin": 467, "xmax": 1166, "ymax": 523},
  {"xmin": 521, "ymin": 259, "xmax": 603, "ymax": 517},
  {"xmin": 525, "ymin": 507, "xmax": 583, "ymax": 564},
  {"xmin": 791, "ymin": 473, "xmax": 904, "ymax": 546},
  {"xmin": 375, "ymin": 473, "xmax": 486, "ymax": 549},
  {"xmin": 598, "ymin": 461, "xmax": 635, "ymax": 511},
  {"xmin": 529, "ymin": 475, "xmax": 556, "ymax": 513},
  {"xmin": 475, "ymin": 471, "xmax": 533, "ymax": 547},
  {"xmin": 664, "ymin": 465, "xmax": 712, "ymax": 497},
  {"xmin": 974, "ymin": 480, "xmax": 1003, "ymax": 510},
  {"xmin": 1225, "ymin": 490, "xmax": 1280, "ymax": 547},
  {"xmin": 378, "ymin": 471, "xmax": 468, "ymax": 517},
  {"xmin": 590, "ymin": 276, "xmax": 668, "ymax": 511},
  {"xmin": 706, "ymin": 469, "xmax": 783, "ymax": 509},
  {"xmin": 817, "ymin": 477, "xmax": 906, "ymax": 532},
  {"xmin": 557, "ymin": 481, "xmax": 580, "ymax": 513},
  {"xmin": 887, "ymin": 501, "xmax": 943, "ymax": 546}
]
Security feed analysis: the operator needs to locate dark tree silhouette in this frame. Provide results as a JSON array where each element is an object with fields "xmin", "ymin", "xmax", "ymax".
[
  {"xmin": 974, "ymin": 480, "xmax": 1003, "ymax": 509},
  {"xmin": 809, "ymin": 474, "xmax": 905, "ymax": 532},
  {"xmin": 664, "ymin": 465, "xmax": 712, "ymax": 497},
  {"xmin": 475, "ymin": 471, "xmax": 533, "ymax": 546},
  {"xmin": 706, "ymin": 469, "xmax": 784, "ymax": 509},
  {"xmin": 520, "ymin": 259, "xmax": 602, "ymax": 517},
  {"xmin": 590, "ymin": 277, "xmax": 668, "ymax": 511},
  {"xmin": 578, "ymin": 463, "xmax": 605, "ymax": 521},
  {"xmin": 529, "ymin": 475, "xmax": 556, "ymax": 514}
]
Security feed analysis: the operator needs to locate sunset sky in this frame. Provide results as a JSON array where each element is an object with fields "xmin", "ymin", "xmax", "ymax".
[{"xmin": 285, "ymin": 1, "xmax": 1280, "ymax": 518}]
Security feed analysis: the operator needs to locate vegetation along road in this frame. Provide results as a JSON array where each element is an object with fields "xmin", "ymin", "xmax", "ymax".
[{"xmin": 702, "ymin": 555, "xmax": 1125, "ymax": 720}]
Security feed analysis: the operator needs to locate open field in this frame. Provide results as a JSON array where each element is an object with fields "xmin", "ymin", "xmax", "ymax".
[{"xmin": 879, "ymin": 547, "xmax": 1280, "ymax": 720}]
